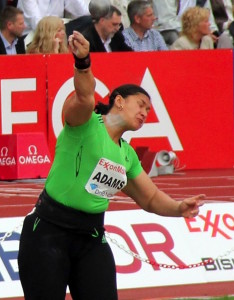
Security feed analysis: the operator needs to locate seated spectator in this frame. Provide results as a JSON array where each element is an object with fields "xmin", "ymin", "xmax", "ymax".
[
  {"xmin": 152, "ymin": 0, "xmax": 180, "ymax": 46},
  {"xmin": 27, "ymin": 16, "xmax": 68, "ymax": 54},
  {"xmin": 171, "ymin": 6, "xmax": 214, "ymax": 50},
  {"xmin": 123, "ymin": 0, "xmax": 168, "ymax": 51},
  {"xmin": 210, "ymin": 0, "xmax": 234, "ymax": 48},
  {"xmin": 210, "ymin": 0, "xmax": 233, "ymax": 33},
  {"xmin": 153, "ymin": 0, "xmax": 219, "ymax": 47},
  {"xmin": 81, "ymin": 4, "xmax": 132, "ymax": 52},
  {"xmin": 17, "ymin": 0, "xmax": 90, "ymax": 36},
  {"xmin": 0, "ymin": 5, "xmax": 26, "ymax": 54},
  {"xmin": 178, "ymin": 0, "xmax": 219, "ymax": 45}
]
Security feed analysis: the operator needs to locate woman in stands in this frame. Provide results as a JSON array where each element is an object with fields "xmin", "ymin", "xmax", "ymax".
[
  {"xmin": 171, "ymin": 6, "xmax": 214, "ymax": 50},
  {"xmin": 27, "ymin": 16, "xmax": 68, "ymax": 54}
]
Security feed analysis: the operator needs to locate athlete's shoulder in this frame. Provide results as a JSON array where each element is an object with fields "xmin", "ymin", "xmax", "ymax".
[
  {"xmin": 120, "ymin": 138, "xmax": 137, "ymax": 155},
  {"xmin": 93, "ymin": 112, "xmax": 104, "ymax": 124}
]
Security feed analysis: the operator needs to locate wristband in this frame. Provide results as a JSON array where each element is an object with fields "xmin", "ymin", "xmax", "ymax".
[{"xmin": 73, "ymin": 53, "xmax": 91, "ymax": 70}]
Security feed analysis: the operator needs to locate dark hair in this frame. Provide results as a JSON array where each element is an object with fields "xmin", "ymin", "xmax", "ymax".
[
  {"xmin": 0, "ymin": 6, "xmax": 23, "ymax": 30},
  {"xmin": 105, "ymin": 5, "xmax": 121, "ymax": 19},
  {"xmin": 95, "ymin": 84, "xmax": 150, "ymax": 115}
]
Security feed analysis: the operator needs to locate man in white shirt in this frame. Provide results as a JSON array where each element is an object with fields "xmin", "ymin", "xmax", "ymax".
[
  {"xmin": 17, "ymin": 0, "xmax": 90, "ymax": 35},
  {"xmin": 152, "ymin": 0, "xmax": 180, "ymax": 46}
]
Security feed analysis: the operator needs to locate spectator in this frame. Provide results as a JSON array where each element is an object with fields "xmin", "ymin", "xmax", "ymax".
[
  {"xmin": 81, "ymin": 4, "xmax": 132, "ymax": 52},
  {"xmin": 17, "ymin": 0, "xmax": 90, "ymax": 36},
  {"xmin": 178, "ymin": 0, "xmax": 219, "ymax": 44},
  {"xmin": 123, "ymin": 0, "xmax": 168, "ymax": 51},
  {"xmin": 27, "ymin": 16, "xmax": 69, "ymax": 54},
  {"xmin": 210, "ymin": 0, "xmax": 233, "ymax": 33},
  {"xmin": 152, "ymin": 0, "xmax": 180, "ymax": 46},
  {"xmin": 0, "ymin": 5, "xmax": 26, "ymax": 54},
  {"xmin": 171, "ymin": 6, "xmax": 214, "ymax": 49},
  {"xmin": 210, "ymin": 0, "xmax": 234, "ymax": 48},
  {"xmin": 153, "ymin": 0, "xmax": 219, "ymax": 46}
]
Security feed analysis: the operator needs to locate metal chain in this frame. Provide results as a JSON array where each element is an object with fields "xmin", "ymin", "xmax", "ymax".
[
  {"xmin": 105, "ymin": 232, "xmax": 234, "ymax": 270},
  {"xmin": 0, "ymin": 221, "xmax": 23, "ymax": 242},
  {"xmin": 0, "ymin": 208, "xmax": 35, "ymax": 243},
  {"xmin": 0, "ymin": 216, "xmax": 233, "ymax": 270},
  {"xmin": 0, "ymin": 231, "xmax": 14, "ymax": 243}
]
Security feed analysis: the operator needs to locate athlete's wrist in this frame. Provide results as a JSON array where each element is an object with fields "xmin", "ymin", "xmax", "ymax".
[{"xmin": 73, "ymin": 53, "xmax": 91, "ymax": 70}]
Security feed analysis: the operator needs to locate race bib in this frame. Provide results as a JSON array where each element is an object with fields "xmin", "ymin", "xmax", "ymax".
[{"xmin": 85, "ymin": 158, "xmax": 127, "ymax": 198}]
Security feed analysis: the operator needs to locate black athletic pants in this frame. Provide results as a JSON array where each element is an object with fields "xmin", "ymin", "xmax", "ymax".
[{"xmin": 18, "ymin": 212, "xmax": 118, "ymax": 300}]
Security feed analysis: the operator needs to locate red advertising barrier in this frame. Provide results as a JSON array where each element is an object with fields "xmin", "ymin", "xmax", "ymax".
[
  {"xmin": 0, "ymin": 50, "xmax": 234, "ymax": 171},
  {"xmin": 0, "ymin": 132, "xmax": 51, "ymax": 180}
]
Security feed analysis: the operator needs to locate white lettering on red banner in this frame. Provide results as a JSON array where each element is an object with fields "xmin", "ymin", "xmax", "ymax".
[
  {"xmin": 123, "ymin": 69, "xmax": 183, "ymax": 150},
  {"xmin": 1, "ymin": 79, "xmax": 37, "ymax": 134}
]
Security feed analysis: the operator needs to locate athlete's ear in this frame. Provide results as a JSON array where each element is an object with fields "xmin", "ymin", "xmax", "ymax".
[{"xmin": 114, "ymin": 95, "xmax": 125, "ymax": 108}]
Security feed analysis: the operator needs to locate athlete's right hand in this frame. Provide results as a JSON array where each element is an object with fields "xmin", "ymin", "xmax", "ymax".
[{"xmin": 68, "ymin": 31, "xmax": 90, "ymax": 59}]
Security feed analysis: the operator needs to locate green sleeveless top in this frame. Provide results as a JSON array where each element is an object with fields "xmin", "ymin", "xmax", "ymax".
[{"xmin": 45, "ymin": 112, "xmax": 143, "ymax": 213}]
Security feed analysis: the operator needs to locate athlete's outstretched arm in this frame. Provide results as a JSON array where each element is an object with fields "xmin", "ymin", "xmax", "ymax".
[
  {"xmin": 63, "ymin": 31, "xmax": 96, "ymax": 127},
  {"xmin": 123, "ymin": 170, "xmax": 205, "ymax": 218}
]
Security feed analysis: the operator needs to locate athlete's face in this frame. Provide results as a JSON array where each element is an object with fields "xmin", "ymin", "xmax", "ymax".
[{"xmin": 122, "ymin": 93, "xmax": 151, "ymax": 131}]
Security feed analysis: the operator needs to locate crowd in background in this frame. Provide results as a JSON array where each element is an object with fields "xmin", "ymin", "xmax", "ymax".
[{"xmin": 0, "ymin": 0, "xmax": 234, "ymax": 55}]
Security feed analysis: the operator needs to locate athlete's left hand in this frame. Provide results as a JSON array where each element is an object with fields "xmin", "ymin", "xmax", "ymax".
[{"xmin": 179, "ymin": 194, "xmax": 205, "ymax": 218}]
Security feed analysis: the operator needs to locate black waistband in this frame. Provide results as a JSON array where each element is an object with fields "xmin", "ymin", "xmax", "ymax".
[{"xmin": 35, "ymin": 189, "xmax": 105, "ymax": 233}]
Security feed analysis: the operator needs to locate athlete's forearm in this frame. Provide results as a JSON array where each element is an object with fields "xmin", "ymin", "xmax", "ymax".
[{"xmin": 73, "ymin": 65, "xmax": 96, "ymax": 103}]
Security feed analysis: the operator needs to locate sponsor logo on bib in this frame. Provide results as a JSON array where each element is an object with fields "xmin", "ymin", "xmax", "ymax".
[{"xmin": 85, "ymin": 158, "xmax": 127, "ymax": 198}]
